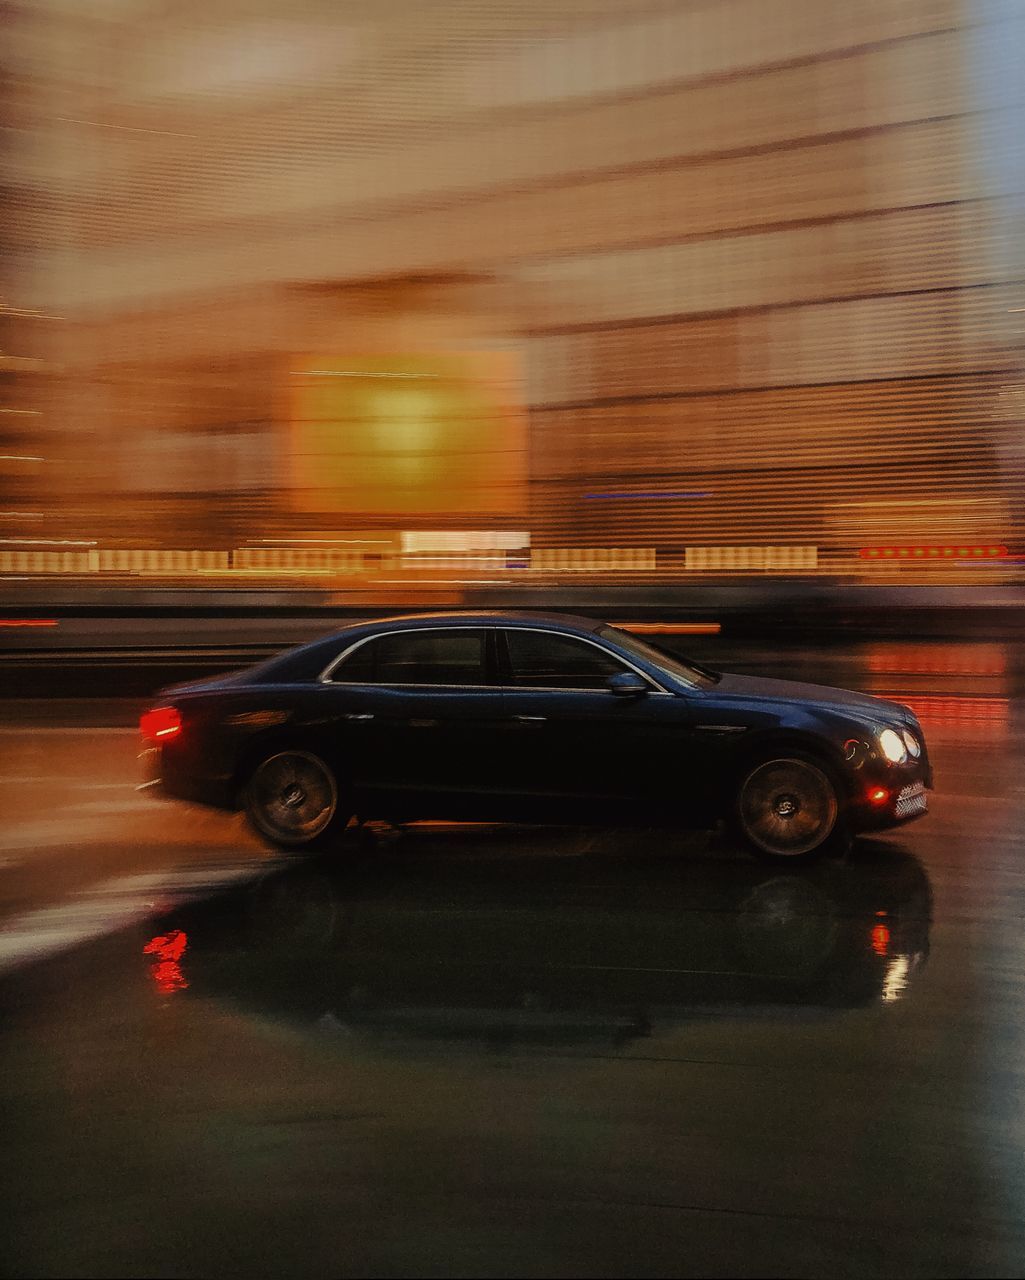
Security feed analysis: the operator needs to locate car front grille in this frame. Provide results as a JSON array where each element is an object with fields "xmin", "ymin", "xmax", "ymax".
[{"xmin": 895, "ymin": 781, "xmax": 928, "ymax": 819}]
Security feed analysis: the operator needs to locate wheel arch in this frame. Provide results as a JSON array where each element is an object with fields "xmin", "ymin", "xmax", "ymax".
[
  {"xmin": 721, "ymin": 729, "xmax": 855, "ymax": 812},
  {"xmin": 230, "ymin": 725, "xmax": 346, "ymax": 806}
]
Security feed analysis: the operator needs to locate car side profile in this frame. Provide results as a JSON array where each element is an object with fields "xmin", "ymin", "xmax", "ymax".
[{"xmin": 140, "ymin": 611, "xmax": 932, "ymax": 860}]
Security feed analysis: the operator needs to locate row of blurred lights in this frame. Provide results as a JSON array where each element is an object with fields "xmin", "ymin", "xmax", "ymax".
[{"xmin": 860, "ymin": 546, "xmax": 1008, "ymax": 559}]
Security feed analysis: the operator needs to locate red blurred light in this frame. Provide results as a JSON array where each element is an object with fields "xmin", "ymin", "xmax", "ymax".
[
  {"xmin": 143, "ymin": 930, "xmax": 187, "ymax": 962},
  {"xmin": 871, "ymin": 923, "xmax": 891, "ymax": 956},
  {"xmin": 0, "ymin": 618, "xmax": 58, "ymax": 627},
  {"xmin": 140, "ymin": 706, "xmax": 181, "ymax": 741},
  {"xmin": 143, "ymin": 930, "xmax": 188, "ymax": 994},
  {"xmin": 869, "ymin": 787, "xmax": 889, "ymax": 805},
  {"xmin": 150, "ymin": 960, "xmax": 188, "ymax": 994}
]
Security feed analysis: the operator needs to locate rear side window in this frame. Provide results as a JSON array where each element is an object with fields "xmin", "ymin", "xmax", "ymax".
[
  {"xmin": 504, "ymin": 629, "xmax": 629, "ymax": 690},
  {"xmin": 330, "ymin": 629, "xmax": 486, "ymax": 686}
]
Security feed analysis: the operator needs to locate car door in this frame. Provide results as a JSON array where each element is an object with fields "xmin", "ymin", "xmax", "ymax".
[
  {"xmin": 322, "ymin": 626, "xmax": 506, "ymax": 812},
  {"xmin": 495, "ymin": 627, "xmax": 698, "ymax": 816}
]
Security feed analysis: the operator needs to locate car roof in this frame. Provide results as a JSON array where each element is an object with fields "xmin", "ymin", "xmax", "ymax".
[{"xmin": 344, "ymin": 610, "xmax": 605, "ymax": 635}]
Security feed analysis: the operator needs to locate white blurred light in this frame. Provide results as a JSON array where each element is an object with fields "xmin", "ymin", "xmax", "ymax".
[
  {"xmin": 0, "ymin": 537, "xmax": 95, "ymax": 546},
  {"xmin": 879, "ymin": 729, "xmax": 908, "ymax": 764},
  {"xmin": 400, "ymin": 530, "xmax": 530, "ymax": 553}
]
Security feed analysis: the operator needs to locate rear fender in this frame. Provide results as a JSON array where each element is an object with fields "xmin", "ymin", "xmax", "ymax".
[{"xmin": 231, "ymin": 726, "xmax": 345, "ymax": 806}]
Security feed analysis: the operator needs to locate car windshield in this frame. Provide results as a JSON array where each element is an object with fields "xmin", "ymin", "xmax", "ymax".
[{"xmin": 598, "ymin": 626, "xmax": 720, "ymax": 688}]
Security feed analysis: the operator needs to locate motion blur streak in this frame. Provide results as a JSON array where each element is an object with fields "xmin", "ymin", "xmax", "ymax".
[
  {"xmin": 868, "ymin": 646, "xmax": 1007, "ymax": 677},
  {"xmin": 0, "ymin": 1, "xmax": 1023, "ymax": 587},
  {"xmin": 613, "ymin": 622, "xmax": 722, "ymax": 635}
]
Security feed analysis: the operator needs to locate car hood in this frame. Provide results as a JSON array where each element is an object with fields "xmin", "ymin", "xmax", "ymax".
[{"xmin": 712, "ymin": 671, "xmax": 909, "ymax": 725}]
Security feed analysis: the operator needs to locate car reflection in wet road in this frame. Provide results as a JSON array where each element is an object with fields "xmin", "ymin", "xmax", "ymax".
[{"xmin": 150, "ymin": 832, "xmax": 931, "ymax": 1049}]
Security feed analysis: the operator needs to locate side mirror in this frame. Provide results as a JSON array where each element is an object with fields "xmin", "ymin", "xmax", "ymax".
[{"xmin": 607, "ymin": 671, "xmax": 648, "ymax": 697}]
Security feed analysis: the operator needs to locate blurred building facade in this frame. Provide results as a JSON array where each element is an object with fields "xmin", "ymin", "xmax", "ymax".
[{"xmin": 4, "ymin": 0, "xmax": 1025, "ymax": 582}]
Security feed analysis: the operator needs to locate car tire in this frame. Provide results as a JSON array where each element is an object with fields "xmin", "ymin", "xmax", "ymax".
[
  {"xmin": 244, "ymin": 749, "xmax": 351, "ymax": 851},
  {"xmin": 733, "ymin": 754, "xmax": 845, "ymax": 861}
]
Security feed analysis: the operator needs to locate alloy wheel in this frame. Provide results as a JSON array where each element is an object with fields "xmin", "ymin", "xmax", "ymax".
[
  {"xmin": 738, "ymin": 758, "xmax": 838, "ymax": 857},
  {"xmin": 248, "ymin": 751, "xmax": 338, "ymax": 845}
]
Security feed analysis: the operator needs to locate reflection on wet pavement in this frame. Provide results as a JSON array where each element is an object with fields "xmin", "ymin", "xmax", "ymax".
[{"xmin": 148, "ymin": 834, "xmax": 932, "ymax": 1051}]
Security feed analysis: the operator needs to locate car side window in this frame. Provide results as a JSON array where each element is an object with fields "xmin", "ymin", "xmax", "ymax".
[
  {"xmin": 504, "ymin": 630, "xmax": 631, "ymax": 690},
  {"xmin": 330, "ymin": 629, "xmax": 486, "ymax": 686}
]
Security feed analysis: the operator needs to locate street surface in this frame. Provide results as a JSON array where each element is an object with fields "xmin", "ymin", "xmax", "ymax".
[{"xmin": 1, "ymin": 638, "xmax": 1024, "ymax": 1277}]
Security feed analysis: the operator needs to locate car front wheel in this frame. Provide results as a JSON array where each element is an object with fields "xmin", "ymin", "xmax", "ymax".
[
  {"xmin": 245, "ymin": 749, "xmax": 349, "ymax": 850},
  {"xmin": 735, "ymin": 756, "xmax": 842, "ymax": 860}
]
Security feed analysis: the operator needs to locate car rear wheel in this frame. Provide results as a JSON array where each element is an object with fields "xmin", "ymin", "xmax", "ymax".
[
  {"xmin": 245, "ymin": 749, "xmax": 349, "ymax": 850},
  {"xmin": 735, "ymin": 756, "xmax": 842, "ymax": 860}
]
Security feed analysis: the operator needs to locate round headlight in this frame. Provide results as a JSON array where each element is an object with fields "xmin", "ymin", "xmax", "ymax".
[
  {"xmin": 879, "ymin": 728, "xmax": 908, "ymax": 764},
  {"xmin": 902, "ymin": 729, "xmax": 921, "ymax": 759}
]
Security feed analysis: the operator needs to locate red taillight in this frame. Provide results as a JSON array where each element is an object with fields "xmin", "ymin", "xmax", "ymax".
[
  {"xmin": 868, "ymin": 787, "xmax": 889, "ymax": 805},
  {"xmin": 140, "ymin": 705, "xmax": 182, "ymax": 742}
]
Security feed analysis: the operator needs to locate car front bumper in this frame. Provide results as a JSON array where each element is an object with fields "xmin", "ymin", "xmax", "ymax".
[{"xmin": 850, "ymin": 766, "xmax": 932, "ymax": 833}]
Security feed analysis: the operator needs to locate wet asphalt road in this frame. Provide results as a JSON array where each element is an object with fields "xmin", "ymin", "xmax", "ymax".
[{"xmin": 1, "ymin": 639, "xmax": 1024, "ymax": 1278}]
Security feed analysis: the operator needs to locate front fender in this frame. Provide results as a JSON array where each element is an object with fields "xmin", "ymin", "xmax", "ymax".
[{"xmin": 720, "ymin": 728, "xmax": 856, "ymax": 808}]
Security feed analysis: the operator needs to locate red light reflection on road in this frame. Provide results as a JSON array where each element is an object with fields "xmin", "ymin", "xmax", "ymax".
[
  {"xmin": 871, "ymin": 924, "xmax": 891, "ymax": 956},
  {"xmin": 867, "ymin": 645, "xmax": 1006, "ymax": 677},
  {"xmin": 868, "ymin": 690, "xmax": 1009, "ymax": 743},
  {"xmin": 143, "ymin": 930, "xmax": 188, "ymax": 994}
]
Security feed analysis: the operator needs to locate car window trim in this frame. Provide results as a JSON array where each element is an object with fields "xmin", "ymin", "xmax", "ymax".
[
  {"xmin": 318, "ymin": 625, "xmax": 497, "ymax": 688},
  {"xmin": 497, "ymin": 626, "xmax": 672, "ymax": 695},
  {"xmin": 320, "ymin": 624, "xmax": 675, "ymax": 694}
]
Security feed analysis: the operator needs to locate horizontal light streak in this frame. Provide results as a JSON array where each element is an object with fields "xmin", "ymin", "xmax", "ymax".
[
  {"xmin": 861, "ymin": 546, "xmax": 1007, "ymax": 559},
  {"xmin": 0, "ymin": 619, "xmax": 58, "ymax": 628},
  {"xmin": 0, "ymin": 538, "xmax": 96, "ymax": 546},
  {"xmin": 584, "ymin": 491, "xmax": 711, "ymax": 500},
  {"xmin": 868, "ymin": 647, "xmax": 1005, "ymax": 677},
  {"xmin": 54, "ymin": 116, "xmax": 197, "ymax": 138},
  {"xmin": 873, "ymin": 694, "xmax": 1009, "ymax": 723},
  {"xmin": 250, "ymin": 537, "xmax": 391, "ymax": 545},
  {"xmin": 615, "ymin": 621, "xmax": 721, "ymax": 635},
  {"xmin": 374, "ymin": 579, "xmax": 509, "ymax": 585},
  {"xmin": 295, "ymin": 370, "xmax": 440, "ymax": 379}
]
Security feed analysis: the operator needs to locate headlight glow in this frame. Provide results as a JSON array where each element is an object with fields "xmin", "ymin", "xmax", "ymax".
[
  {"xmin": 878, "ymin": 728, "xmax": 908, "ymax": 764},
  {"xmin": 902, "ymin": 729, "xmax": 921, "ymax": 759}
]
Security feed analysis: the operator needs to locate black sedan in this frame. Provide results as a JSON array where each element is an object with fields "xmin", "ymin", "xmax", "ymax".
[{"xmin": 140, "ymin": 611, "xmax": 932, "ymax": 860}]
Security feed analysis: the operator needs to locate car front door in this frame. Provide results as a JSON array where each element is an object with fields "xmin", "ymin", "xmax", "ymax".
[
  {"xmin": 495, "ymin": 627, "xmax": 697, "ymax": 818},
  {"xmin": 322, "ymin": 626, "xmax": 506, "ymax": 814}
]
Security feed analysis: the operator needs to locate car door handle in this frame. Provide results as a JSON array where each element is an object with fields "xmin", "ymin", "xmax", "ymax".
[
  {"xmin": 512, "ymin": 715, "xmax": 546, "ymax": 723},
  {"xmin": 344, "ymin": 713, "xmax": 374, "ymax": 721}
]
